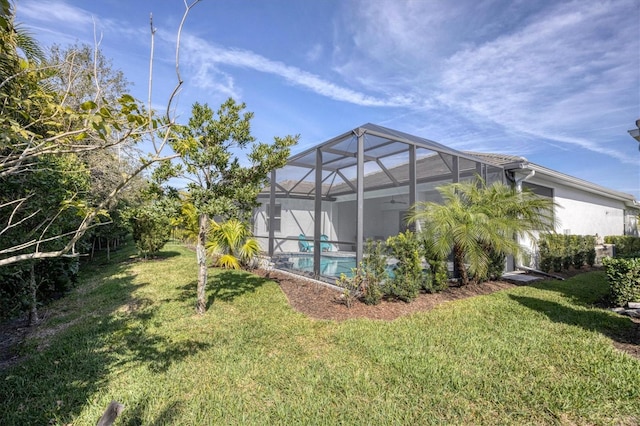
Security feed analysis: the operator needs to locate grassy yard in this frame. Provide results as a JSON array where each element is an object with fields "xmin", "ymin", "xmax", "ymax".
[{"xmin": 0, "ymin": 243, "xmax": 638, "ymax": 425}]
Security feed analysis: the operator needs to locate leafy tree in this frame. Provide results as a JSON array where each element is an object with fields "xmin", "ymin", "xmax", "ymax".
[
  {"xmin": 166, "ymin": 99, "xmax": 298, "ymax": 314},
  {"xmin": 409, "ymin": 177, "xmax": 556, "ymax": 285},
  {"xmin": 129, "ymin": 203, "xmax": 172, "ymax": 259},
  {"xmin": 0, "ymin": 1, "xmax": 199, "ymax": 268},
  {"xmin": 206, "ymin": 218, "xmax": 260, "ymax": 269}
]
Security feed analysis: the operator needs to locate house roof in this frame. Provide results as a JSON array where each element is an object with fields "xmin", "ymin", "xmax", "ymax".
[{"xmin": 467, "ymin": 152, "xmax": 639, "ymax": 209}]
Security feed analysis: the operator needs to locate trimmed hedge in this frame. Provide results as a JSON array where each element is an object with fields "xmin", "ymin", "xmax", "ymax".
[
  {"xmin": 602, "ymin": 257, "xmax": 640, "ymax": 307},
  {"xmin": 538, "ymin": 234, "xmax": 596, "ymax": 273},
  {"xmin": 604, "ymin": 235, "xmax": 640, "ymax": 258}
]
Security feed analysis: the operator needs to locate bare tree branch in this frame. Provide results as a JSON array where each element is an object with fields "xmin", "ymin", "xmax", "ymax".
[{"xmin": 0, "ymin": 1, "xmax": 200, "ymax": 267}]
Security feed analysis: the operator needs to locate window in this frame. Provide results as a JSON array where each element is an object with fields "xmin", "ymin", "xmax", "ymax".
[{"xmin": 266, "ymin": 204, "xmax": 281, "ymax": 232}]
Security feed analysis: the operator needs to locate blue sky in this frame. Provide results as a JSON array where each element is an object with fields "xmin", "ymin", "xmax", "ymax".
[{"xmin": 16, "ymin": 0, "xmax": 640, "ymax": 199}]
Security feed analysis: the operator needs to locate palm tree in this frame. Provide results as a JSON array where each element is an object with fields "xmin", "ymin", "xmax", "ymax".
[
  {"xmin": 206, "ymin": 218, "xmax": 260, "ymax": 270},
  {"xmin": 409, "ymin": 177, "xmax": 556, "ymax": 285}
]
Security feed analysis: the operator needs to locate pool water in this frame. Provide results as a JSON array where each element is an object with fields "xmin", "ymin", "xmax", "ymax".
[
  {"xmin": 290, "ymin": 255, "xmax": 357, "ymax": 277},
  {"xmin": 282, "ymin": 254, "xmax": 396, "ymax": 280}
]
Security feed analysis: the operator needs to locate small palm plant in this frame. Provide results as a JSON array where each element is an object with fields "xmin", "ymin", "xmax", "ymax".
[
  {"xmin": 409, "ymin": 177, "xmax": 556, "ymax": 285},
  {"xmin": 206, "ymin": 218, "xmax": 260, "ymax": 269}
]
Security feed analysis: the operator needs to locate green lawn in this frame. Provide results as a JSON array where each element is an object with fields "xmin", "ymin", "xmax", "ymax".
[{"xmin": 1, "ymin": 243, "xmax": 638, "ymax": 425}]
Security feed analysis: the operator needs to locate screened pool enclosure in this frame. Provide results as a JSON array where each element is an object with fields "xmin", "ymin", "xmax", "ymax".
[{"xmin": 253, "ymin": 123, "xmax": 505, "ymax": 282}]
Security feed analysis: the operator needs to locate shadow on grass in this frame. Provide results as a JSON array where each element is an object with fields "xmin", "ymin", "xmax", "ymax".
[
  {"xmin": 509, "ymin": 294, "xmax": 639, "ymax": 348},
  {"xmin": 528, "ymin": 270, "xmax": 610, "ymax": 307},
  {"xmin": 0, "ymin": 255, "xmax": 210, "ymax": 425},
  {"xmin": 124, "ymin": 394, "xmax": 184, "ymax": 426},
  {"xmin": 208, "ymin": 269, "xmax": 271, "ymax": 305}
]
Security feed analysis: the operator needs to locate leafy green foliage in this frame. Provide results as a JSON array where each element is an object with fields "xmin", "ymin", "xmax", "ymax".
[
  {"xmin": 602, "ymin": 257, "xmax": 640, "ymax": 306},
  {"xmin": 166, "ymin": 99, "xmax": 298, "ymax": 220},
  {"xmin": 361, "ymin": 239, "xmax": 387, "ymax": 304},
  {"xmin": 419, "ymin": 236, "xmax": 449, "ymax": 292},
  {"xmin": 128, "ymin": 203, "xmax": 172, "ymax": 259},
  {"xmin": 206, "ymin": 218, "xmax": 260, "ymax": 270},
  {"xmin": 160, "ymin": 98, "xmax": 297, "ymax": 313},
  {"xmin": 538, "ymin": 234, "xmax": 597, "ymax": 273},
  {"xmin": 604, "ymin": 235, "xmax": 640, "ymax": 258},
  {"xmin": 336, "ymin": 240, "xmax": 388, "ymax": 306},
  {"xmin": 410, "ymin": 177, "xmax": 556, "ymax": 285},
  {"xmin": 384, "ymin": 231, "xmax": 423, "ymax": 302}
]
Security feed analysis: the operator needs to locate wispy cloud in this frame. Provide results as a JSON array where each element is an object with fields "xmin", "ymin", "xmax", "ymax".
[
  {"xmin": 436, "ymin": 1, "xmax": 638, "ymax": 163},
  {"xmin": 328, "ymin": 0, "xmax": 639, "ymax": 164},
  {"xmin": 179, "ymin": 33, "xmax": 412, "ymax": 108},
  {"xmin": 17, "ymin": 0, "xmax": 148, "ymax": 48},
  {"xmin": 17, "ymin": 0, "xmax": 94, "ymax": 27}
]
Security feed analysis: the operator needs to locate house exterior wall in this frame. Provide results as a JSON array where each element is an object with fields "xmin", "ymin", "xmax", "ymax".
[
  {"xmin": 527, "ymin": 175, "xmax": 629, "ymax": 237},
  {"xmin": 511, "ymin": 174, "xmax": 636, "ymax": 270}
]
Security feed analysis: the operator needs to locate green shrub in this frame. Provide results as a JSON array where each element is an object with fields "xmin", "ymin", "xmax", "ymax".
[
  {"xmin": 128, "ymin": 205, "xmax": 172, "ymax": 258},
  {"xmin": 335, "ymin": 240, "xmax": 388, "ymax": 306},
  {"xmin": 583, "ymin": 235, "xmax": 596, "ymax": 267},
  {"xmin": 0, "ymin": 258, "xmax": 79, "ymax": 321},
  {"xmin": 539, "ymin": 234, "xmax": 598, "ymax": 272},
  {"xmin": 604, "ymin": 235, "xmax": 640, "ymax": 257},
  {"xmin": 384, "ymin": 231, "xmax": 423, "ymax": 302},
  {"xmin": 361, "ymin": 239, "xmax": 387, "ymax": 305},
  {"xmin": 420, "ymin": 237, "xmax": 448, "ymax": 293},
  {"xmin": 602, "ymin": 257, "xmax": 640, "ymax": 307}
]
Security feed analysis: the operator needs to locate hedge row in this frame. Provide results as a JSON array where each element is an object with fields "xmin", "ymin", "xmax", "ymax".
[
  {"xmin": 538, "ymin": 234, "xmax": 596, "ymax": 273},
  {"xmin": 603, "ymin": 235, "xmax": 640, "ymax": 258}
]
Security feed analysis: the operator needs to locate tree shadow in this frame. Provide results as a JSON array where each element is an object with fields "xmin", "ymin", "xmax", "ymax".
[
  {"xmin": 118, "ymin": 306, "xmax": 210, "ymax": 373},
  {"xmin": 208, "ymin": 269, "xmax": 270, "ymax": 305},
  {"xmin": 0, "ymin": 258, "xmax": 210, "ymax": 424},
  {"xmin": 123, "ymin": 396, "xmax": 184, "ymax": 425},
  {"xmin": 508, "ymin": 294, "xmax": 639, "ymax": 348},
  {"xmin": 527, "ymin": 270, "xmax": 610, "ymax": 307}
]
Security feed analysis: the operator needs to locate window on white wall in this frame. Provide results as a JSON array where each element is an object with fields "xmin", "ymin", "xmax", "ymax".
[{"xmin": 266, "ymin": 204, "xmax": 281, "ymax": 232}]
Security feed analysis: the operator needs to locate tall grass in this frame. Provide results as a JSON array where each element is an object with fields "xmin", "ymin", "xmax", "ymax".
[{"xmin": 1, "ymin": 243, "xmax": 638, "ymax": 425}]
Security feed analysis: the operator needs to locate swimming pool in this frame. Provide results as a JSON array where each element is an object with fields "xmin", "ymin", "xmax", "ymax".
[
  {"xmin": 274, "ymin": 253, "xmax": 396, "ymax": 281},
  {"xmin": 289, "ymin": 254, "xmax": 357, "ymax": 277}
]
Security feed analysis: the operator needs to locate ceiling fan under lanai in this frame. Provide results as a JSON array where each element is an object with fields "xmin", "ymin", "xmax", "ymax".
[{"xmin": 384, "ymin": 196, "xmax": 407, "ymax": 204}]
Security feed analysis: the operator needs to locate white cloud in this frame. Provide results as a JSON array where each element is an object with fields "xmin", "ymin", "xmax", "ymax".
[
  {"xmin": 17, "ymin": 0, "xmax": 93, "ymax": 27},
  {"xmin": 180, "ymin": 34, "xmax": 412, "ymax": 108},
  {"xmin": 305, "ymin": 43, "xmax": 324, "ymax": 63},
  {"xmin": 435, "ymin": 0, "xmax": 639, "ymax": 163}
]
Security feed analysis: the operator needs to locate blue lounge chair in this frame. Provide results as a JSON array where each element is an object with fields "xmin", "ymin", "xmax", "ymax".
[
  {"xmin": 320, "ymin": 234, "xmax": 333, "ymax": 252},
  {"xmin": 298, "ymin": 234, "xmax": 312, "ymax": 252}
]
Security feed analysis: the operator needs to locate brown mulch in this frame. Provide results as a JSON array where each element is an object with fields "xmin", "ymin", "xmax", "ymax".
[
  {"xmin": 254, "ymin": 268, "xmax": 639, "ymax": 360},
  {"xmin": 255, "ymin": 268, "xmax": 517, "ymax": 321}
]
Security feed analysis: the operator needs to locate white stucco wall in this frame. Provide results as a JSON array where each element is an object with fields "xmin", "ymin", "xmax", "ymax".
[{"xmin": 528, "ymin": 176, "xmax": 628, "ymax": 237}]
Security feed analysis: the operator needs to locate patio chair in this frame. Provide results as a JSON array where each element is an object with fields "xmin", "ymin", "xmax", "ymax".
[
  {"xmin": 320, "ymin": 234, "xmax": 333, "ymax": 252},
  {"xmin": 298, "ymin": 234, "xmax": 312, "ymax": 252}
]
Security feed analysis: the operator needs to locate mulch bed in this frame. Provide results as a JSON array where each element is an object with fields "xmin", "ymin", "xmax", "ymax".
[
  {"xmin": 254, "ymin": 268, "xmax": 639, "ymax": 359},
  {"xmin": 255, "ymin": 268, "xmax": 518, "ymax": 321}
]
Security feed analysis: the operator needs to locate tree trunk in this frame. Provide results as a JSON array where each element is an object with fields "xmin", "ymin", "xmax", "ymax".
[
  {"xmin": 195, "ymin": 213, "xmax": 209, "ymax": 314},
  {"xmin": 28, "ymin": 264, "xmax": 38, "ymax": 326},
  {"xmin": 454, "ymin": 245, "xmax": 469, "ymax": 286}
]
